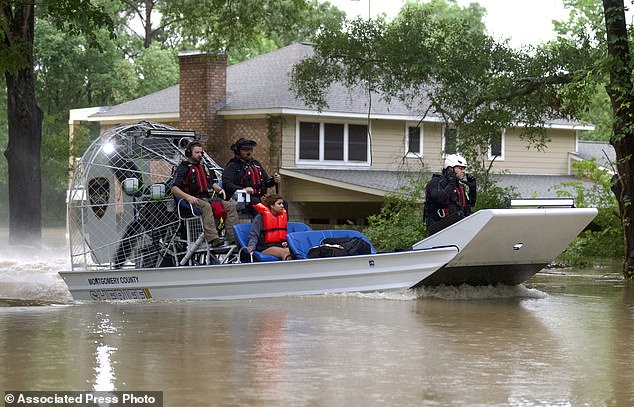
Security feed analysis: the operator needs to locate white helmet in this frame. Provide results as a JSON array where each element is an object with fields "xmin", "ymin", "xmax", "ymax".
[{"xmin": 444, "ymin": 154, "xmax": 468, "ymax": 169}]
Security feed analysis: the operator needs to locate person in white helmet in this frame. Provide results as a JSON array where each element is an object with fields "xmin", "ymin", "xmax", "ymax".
[{"xmin": 424, "ymin": 154, "xmax": 477, "ymax": 236}]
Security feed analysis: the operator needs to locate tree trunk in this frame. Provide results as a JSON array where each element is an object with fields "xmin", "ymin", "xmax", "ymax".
[
  {"xmin": 2, "ymin": 4, "xmax": 43, "ymax": 246},
  {"xmin": 143, "ymin": 0, "xmax": 154, "ymax": 48},
  {"xmin": 603, "ymin": 0, "xmax": 634, "ymax": 277},
  {"xmin": 4, "ymin": 70, "xmax": 43, "ymax": 246}
]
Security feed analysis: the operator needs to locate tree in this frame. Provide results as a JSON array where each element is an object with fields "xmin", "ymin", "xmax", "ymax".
[
  {"xmin": 553, "ymin": 0, "xmax": 612, "ymax": 141},
  {"xmin": 1, "ymin": 1, "xmax": 113, "ymax": 245},
  {"xmin": 117, "ymin": 0, "xmax": 345, "ymax": 60},
  {"xmin": 290, "ymin": 0, "xmax": 634, "ymax": 277},
  {"xmin": 602, "ymin": 0, "xmax": 634, "ymax": 277}
]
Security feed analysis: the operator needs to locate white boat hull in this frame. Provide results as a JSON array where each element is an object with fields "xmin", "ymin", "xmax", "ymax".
[
  {"xmin": 59, "ymin": 246, "xmax": 458, "ymax": 300},
  {"xmin": 412, "ymin": 208, "xmax": 598, "ymax": 286}
]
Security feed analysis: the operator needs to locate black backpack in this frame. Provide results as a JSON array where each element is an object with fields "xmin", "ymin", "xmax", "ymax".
[
  {"xmin": 307, "ymin": 243, "xmax": 348, "ymax": 259},
  {"xmin": 306, "ymin": 237, "xmax": 372, "ymax": 259}
]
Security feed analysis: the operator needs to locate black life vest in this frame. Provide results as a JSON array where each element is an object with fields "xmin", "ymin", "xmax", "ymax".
[{"xmin": 437, "ymin": 185, "xmax": 467, "ymax": 218}]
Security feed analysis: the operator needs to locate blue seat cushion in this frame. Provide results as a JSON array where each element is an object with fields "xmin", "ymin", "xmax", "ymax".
[
  {"xmin": 232, "ymin": 221, "xmax": 312, "ymax": 262},
  {"xmin": 286, "ymin": 230, "xmax": 376, "ymax": 260},
  {"xmin": 176, "ymin": 198, "xmax": 201, "ymax": 217},
  {"xmin": 288, "ymin": 221, "xmax": 312, "ymax": 234}
]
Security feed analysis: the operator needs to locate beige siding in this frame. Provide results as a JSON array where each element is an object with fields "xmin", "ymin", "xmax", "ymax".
[
  {"xmin": 281, "ymin": 115, "xmax": 297, "ymax": 168},
  {"xmin": 487, "ymin": 128, "xmax": 576, "ymax": 175},
  {"xmin": 285, "ymin": 178, "xmax": 383, "ymax": 202},
  {"xmin": 366, "ymin": 120, "xmax": 447, "ymax": 171},
  {"xmin": 280, "ymin": 115, "xmax": 576, "ymax": 176},
  {"xmin": 420, "ymin": 122, "xmax": 445, "ymax": 170},
  {"xmin": 370, "ymin": 120, "xmax": 408, "ymax": 169}
]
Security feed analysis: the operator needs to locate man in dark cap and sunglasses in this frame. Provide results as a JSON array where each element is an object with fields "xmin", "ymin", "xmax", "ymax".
[{"xmin": 222, "ymin": 138, "xmax": 281, "ymax": 217}]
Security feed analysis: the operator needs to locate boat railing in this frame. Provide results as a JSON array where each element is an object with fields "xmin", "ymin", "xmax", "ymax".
[{"xmin": 509, "ymin": 198, "xmax": 575, "ymax": 208}]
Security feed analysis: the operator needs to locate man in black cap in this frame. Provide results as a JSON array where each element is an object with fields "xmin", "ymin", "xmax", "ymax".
[{"xmin": 222, "ymin": 138, "xmax": 281, "ymax": 217}]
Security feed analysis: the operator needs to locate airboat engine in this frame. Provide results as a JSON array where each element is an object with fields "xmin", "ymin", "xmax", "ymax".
[{"xmin": 67, "ymin": 121, "xmax": 223, "ymax": 270}]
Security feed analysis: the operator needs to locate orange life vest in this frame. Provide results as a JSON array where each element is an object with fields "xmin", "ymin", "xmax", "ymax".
[{"xmin": 254, "ymin": 203, "xmax": 288, "ymax": 244}]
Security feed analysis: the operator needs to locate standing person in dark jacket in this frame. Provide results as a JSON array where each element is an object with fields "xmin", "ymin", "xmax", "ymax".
[
  {"xmin": 222, "ymin": 138, "xmax": 281, "ymax": 217},
  {"xmin": 424, "ymin": 154, "xmax": 477, "ymax": 236}
]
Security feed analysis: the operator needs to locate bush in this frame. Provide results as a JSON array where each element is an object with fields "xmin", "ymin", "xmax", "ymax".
[
  {"xmin": 363, "ymin": 175, "xmax": 427, "ymax": 251},
  {"xmin": 473, "ymin": 171, "xmax": 519, "ymax": 210},
  {"xmin": 552, "ymin": 159, "xmax": 623, "ymax": 266}
]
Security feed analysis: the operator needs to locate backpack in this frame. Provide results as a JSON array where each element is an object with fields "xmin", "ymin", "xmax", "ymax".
[
  {"xmin": 306, "ymin": 237, "xmax": 372, "ymax": 259},
  {"xmin": 322, "ymin": 237, "xmax": 372, "ymax": 256},
  {"xmin": 307, "ymin": 243, "xmax": 348, "ymax": 259}
]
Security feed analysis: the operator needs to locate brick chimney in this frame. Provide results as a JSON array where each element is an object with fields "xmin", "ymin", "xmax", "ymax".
[{"xmin": 178, "ymin": 51, "xmax": 227, "ymax": 162}]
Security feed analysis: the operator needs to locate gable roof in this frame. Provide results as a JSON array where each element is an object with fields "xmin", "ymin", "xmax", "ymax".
[
  {"xmin": 221, "ymin": 42, "xmax": 427, "ymax": 119},
  {"xmin": 575, "ymin": 140, "xmax": 616, "ymax": 169},
  {"xmin": 92, "ymin": 85, "xmax": 179, "ymax": 120},
  {"xmin": 92, "ymin": 43, "xmax": 426, "ymax": 121},
  {"xmin": 90, "ymin": 43, "xmax": 591, "ymax": 129}
]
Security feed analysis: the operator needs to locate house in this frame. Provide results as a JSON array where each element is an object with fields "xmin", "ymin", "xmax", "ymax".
[{"xmin": 69, "ymin": 42, "xmax": 606, "ymax": 227}]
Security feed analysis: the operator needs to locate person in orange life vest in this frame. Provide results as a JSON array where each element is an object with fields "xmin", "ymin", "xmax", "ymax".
[
  {"xmin": 424, "ymin": 154, "xmax": 477, "ymax": 236},
  {"xmin": 246, "ymin": 194, "xmax": 291, "ymax": 260},
  {"xmin": 171, "ymin": 141, "xmax": 239, "ymax": 247},
  {"xmin": 222, "ymin": 138, "xmax": 282, "ymax": 217}
]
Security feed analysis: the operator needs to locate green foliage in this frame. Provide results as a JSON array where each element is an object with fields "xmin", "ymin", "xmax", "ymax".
[
  {"xmin": 135, "ymin": 45, "xmax": 179, "ymax": 95},
  {"xmin": 37, "ymin": 0, "xmax": 116, "ymax": 49},
  {"xmin": 472, "ymin": 172, "xmax": 520, "ymax": 210},
  {"xmin": 159, "ymin": 0, "xmax": 336, "ymax": 55},
  {"xmin": 291, "ymin": 0, "xmax": 597, "ymax": 159},
  {"xmin": 363, "ymin": 175, "xmax": 428, "ymax": 251},
  {"xmin": 41, "ymin": 114, "xmax": 72, "ymax": 226},
  {"xmin": 34, "ymin": 17, "xmax": 139, "ymax": 112},
  {"xmin": 0, "ymin": 0, "xmax": 344, "ymax": 229},
  {"xmin": 553, "ymin": 159, "xmax": 623, "ymax": 265}
]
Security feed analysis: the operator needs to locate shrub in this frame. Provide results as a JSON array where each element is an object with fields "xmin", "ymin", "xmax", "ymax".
[
  {"xmin": 363, "ymin": 175, "xmax": 427, "ymax": 251},
  {"xmin": 552, "ymin": 159, "xmax": 623, "ymax": 266}
]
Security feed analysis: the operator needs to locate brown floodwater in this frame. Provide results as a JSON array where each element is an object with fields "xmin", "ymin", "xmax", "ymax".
[{"xmin": 0, "ymin": 229, "xmax": 632, "ymax": 406}]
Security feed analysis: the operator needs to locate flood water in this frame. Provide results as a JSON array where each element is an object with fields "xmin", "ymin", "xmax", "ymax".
[{"xmin": 1, "ymin": 229, "xmax": 633, "ymax": 406}]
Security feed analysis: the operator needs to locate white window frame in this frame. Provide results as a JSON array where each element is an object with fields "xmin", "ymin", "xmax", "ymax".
[
  {"xmin": 405, "ymin": 123, "xmax": 423, "ymax": 158},
  {"xmin": 488, "ymin": 128, "xmax": 505, "ymax": 161},
  {"xmin": 295, "ymin": 118, "xmax": 371, "ymax": 167}
]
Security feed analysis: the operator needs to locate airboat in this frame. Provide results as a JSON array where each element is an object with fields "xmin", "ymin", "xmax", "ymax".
[{"xmin": 59, "ymin": 121, "xmax": 459, "ymax": 301}]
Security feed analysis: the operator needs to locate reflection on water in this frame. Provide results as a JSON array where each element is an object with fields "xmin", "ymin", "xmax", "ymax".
[
  {"xmin": 92, "ymin": 313, "xmax": 117, "ymax": 391},
  {"xmin": 0, "ymin": 229, "xmax": 633, "ymax": 405}
]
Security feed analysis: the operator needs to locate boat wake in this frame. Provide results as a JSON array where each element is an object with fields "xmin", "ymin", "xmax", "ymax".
[
  {"xmin": 331, "ymin": 284, "xmax": 547, "ymax": 301},
  {"xmin": 0, "ymin": 238, "xmax": 73, "ymax": 304},
  {"xmin": 414, "ymin": 283, "xmax": 547, "ymax": 300}
]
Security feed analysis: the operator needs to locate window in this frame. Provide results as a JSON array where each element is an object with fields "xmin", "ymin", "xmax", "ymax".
[
  {"xmin": 348, "ymin": 125, "xmax": 368, "ymax": 162},
  {"xmin": 443, "ymin": 126, "xmax": 458, "ymax": 154},
  {"xmin": 324, "ymin": 123, "xmax": 344, "ymax": 160},
  {"xmin": 488, "ymin": 129, "xmax": 505, "ymax": 161},
  {"xmin": 299, "ymin": 122, "xmax": 319, "ymax": 160},
  {"xmin": 297, "ymin": 120, "xmax": 369, "ymax": 165},
  {"xmin": 406, "ymin": 126, "xmax": 422, "ymax": 156}
]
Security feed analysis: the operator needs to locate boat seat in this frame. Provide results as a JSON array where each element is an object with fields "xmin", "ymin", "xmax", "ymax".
[
  {"xmin": 233, "ymin": 222, "xmax": 312, "ymax": 262},
  {"xmin": 286, "ymin": 230, "xmax": 377, "ymax": 260},
  {"xmin": 176, "ymin": 198, "xmax": 202, "ymax": 217}
]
